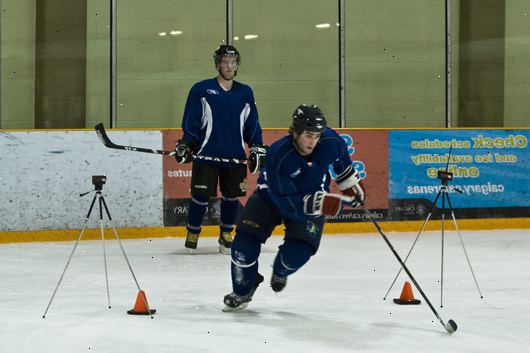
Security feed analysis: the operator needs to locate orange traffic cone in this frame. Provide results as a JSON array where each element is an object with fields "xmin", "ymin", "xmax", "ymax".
[
  {"xmin": 393, "ymin": 281, "xmax": 421, "ymax": 305},
  {"xmin": 127, "ymin": 290, "xmax": 156, "ymax": 315}
]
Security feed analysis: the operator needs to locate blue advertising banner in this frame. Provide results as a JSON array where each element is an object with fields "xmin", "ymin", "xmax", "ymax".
[{"xmin": 389, "ymin": 130, "xmax": 530, "ymax": 219}]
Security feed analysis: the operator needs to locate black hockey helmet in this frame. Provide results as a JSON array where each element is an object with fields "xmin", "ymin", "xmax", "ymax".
[
  {"xmin": 291, "ymin": 104, "xmax": 327, "ymax": 133},
  {"xmin": 213, "ymin": 44, "xmax": 241, "ymax": 66}
]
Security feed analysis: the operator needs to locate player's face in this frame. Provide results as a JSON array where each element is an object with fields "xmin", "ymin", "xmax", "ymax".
[
  {"xmin": 217, "ymin": 56, "xmax": 238, "ymax": 81},
  {"xmin": 293, "ymin": 130, "xmax": 321, "ymax": 156}
]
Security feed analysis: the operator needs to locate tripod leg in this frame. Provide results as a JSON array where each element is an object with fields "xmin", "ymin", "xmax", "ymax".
[
  {"xmin": 43, "ymin": 194, "xmax": 98, "ymax": 318},
  {"xmin": 383, "ymin": 212, "xmax": 432, "ymax": 300},
  {"xmin": 440, "ymin": 190, "xmax": 446, "ymax": 308},
  {"xmin": 383, "ymin": 190, "xmax": 442, "ymax": 300},
  {"xmin": 100, "ymin": 195, "xmax": 154, "ymax": 318},
  {"xmin": 98, "ymin": 195, "xmax": 111, "ymax": 309},
  {"xmin": 446, "ymin": 194, "xmax": 484, "ymax": 299}
]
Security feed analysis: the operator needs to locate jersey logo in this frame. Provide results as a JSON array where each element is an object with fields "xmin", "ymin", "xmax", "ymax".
[
  {"xmin": 305, "ymin": 221, "xmax": 319, "ymax": 236},
  {"xmin": 239, "ymin": 178, "xmax": 248, "ymax": 193},
  {"xmin": 206, "ymin": 89, "xmax": 220, "ymax": 95},
  {"xmin": 289, "ymin": 168, "xmax": 301, "ymax": 178}
]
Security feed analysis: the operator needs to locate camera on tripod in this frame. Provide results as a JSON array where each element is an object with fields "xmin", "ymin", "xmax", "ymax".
[
  {"xmin": 92, "ymin": 175, "xmax": 107, "ymax": 190},
  {"xmin": 437, "ymin": 170, "xmax": 453, "ymax": 184},
  {"xmin": 44, "ymin": 173, "xmax": 155, "ymax": 318}
]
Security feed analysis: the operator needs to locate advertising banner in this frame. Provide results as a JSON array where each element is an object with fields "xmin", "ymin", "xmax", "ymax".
[
  {"xmin": 162, "ymin": 129, "xmax": 284, "ymax": 227},
  {"xmin": 389, "ymin": 130, "xmax": 530, "ymax": 220},
  {"xmin": 326, "ymin": 130, "xmax": 388, "ymax": 223},
  {"xmin": 162, "ymin": 129, "xmax": 389, "ymax": 226}
]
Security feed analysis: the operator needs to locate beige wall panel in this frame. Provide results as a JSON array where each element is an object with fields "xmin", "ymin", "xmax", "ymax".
[
  {"xmin": 86, "ymin": 0, "xmax": 109, "ymax": 129},
  {"xmin": 0, "ymin": 0, "xmax": 36, "ymax": 128},
  {"xmin": 346, "ymin": 0, "xmax": 445, "ymax": 127},
  {"xmin": 115, "ymin": 0, "xmax": 224, "ymax": 128},
  {"xmin": 504, "ymin": 0, "xmax": 530, "ymax": 126},
  {"xmin": 235, "ymin": 0, "xmax": 338, "ymax": 128}
]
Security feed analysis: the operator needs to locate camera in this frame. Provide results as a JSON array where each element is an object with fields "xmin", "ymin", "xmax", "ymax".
[
  {"xmin": 437, "ymin": 170, "xmax": 453, "ymax": 184},
  {"xmin": 92, "ymin": 175, "xmax": 107, "ymax": 190}
]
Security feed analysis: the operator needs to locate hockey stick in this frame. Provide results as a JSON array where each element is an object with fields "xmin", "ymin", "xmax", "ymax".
[
  {"xmin": 94, "ymin": 123, "xmax": 247, "ymax": 165},
  {"xmin": 336, "ymin": 194, "xmax": 457, "ymax": 334}
]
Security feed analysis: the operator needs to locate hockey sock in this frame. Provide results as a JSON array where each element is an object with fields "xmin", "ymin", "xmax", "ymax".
[
  {"xmin": 186, "ymin": 195, "xmax": 209, "ymax": 234},
  {"xmin": 272, "ymin": 238, "xmax": 313, "ymax": 278},
  {"xmin": 231, "ymin": 230, "xmax": 262, "ymax": 296},
  {"xmin": 220, "ymin": 196, "xmax": 239, "ymax": 233}
]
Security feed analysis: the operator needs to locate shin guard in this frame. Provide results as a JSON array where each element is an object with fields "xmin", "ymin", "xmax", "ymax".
[
  {"xmin": 273, "ymin": 238, "xmax": 313, "ymax": 278},
  {"xmin": 186, "ymin": 195, "xmax": 209, "ymax": 233},
  {"xmin": 220, "ymin": 196, "xmax": 239, "ymax": 233},
  {"xmin": 230, "ymin": 231, "xmax": 262, "ymax": 296}
]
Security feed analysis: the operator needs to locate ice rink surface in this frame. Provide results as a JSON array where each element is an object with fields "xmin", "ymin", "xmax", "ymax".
[{"xmin": 1, "ymin": 229, "xmax": 529, "ymax": 353}]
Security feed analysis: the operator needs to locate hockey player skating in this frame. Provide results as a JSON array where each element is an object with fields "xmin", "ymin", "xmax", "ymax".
[
  {"xmin": 174, "ymin": 44, "xmax": 267, "ymax": 254},
  {"xmin": 223, "ymin": 104, "xmax": 365, "ymax": 310}
]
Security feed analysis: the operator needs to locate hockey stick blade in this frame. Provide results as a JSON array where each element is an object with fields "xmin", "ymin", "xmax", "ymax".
[
  {"xmin": 95, "ymin": 123, "xmax": 118, "ymax": 149},
  {"xmin": 445, "ymin": 319, "xmax": 458, "ymax": 333},
  {"xmin": 94, "ymin": 123, "xmax": 247, "ymax": 164},
  {"xmin": 95, "ymin": 123, "xmax": 172, "ymax": 155}
]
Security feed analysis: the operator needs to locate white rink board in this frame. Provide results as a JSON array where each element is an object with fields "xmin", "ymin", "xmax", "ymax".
[{"xmin": 0, "ymin": 130, "xmax": 163, "ymax": 231}]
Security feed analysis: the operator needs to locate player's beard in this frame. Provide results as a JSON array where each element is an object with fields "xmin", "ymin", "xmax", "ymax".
[
  {"xmin": 220, "ymin": 71, "xmax": 235, "ymax": 81},
  {"xmin": 218, "ymin": 67, "xmax": 236, "ymax": 81}
]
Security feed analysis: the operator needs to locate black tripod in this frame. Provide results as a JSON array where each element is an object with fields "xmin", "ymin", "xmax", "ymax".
[
  {"xmin": 384, "ymin": 169, "xmax": 483, "ymax": 307},
  {"xmin": 43, "ymin": 175, "xmax": 154, "ymax": 318}
]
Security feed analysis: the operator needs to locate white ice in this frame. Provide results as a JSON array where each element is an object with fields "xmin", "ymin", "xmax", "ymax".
[{"xmin": 1, "ymin": 229, "xmax": 529, "ymax": 353}]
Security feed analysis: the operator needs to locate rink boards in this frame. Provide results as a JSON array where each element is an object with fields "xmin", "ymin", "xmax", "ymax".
[{"xmin": 1, "ymin": 128, "xmax": 529, "ymax": 242}]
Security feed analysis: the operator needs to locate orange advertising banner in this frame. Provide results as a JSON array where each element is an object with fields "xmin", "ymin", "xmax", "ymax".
[
  {"xmin": 162, "ymin": 129, "xmax": 285, "ymax": 201},
  {"xmin": 162, "ymin": 129, "xmax": 389, "ymax": 226}
]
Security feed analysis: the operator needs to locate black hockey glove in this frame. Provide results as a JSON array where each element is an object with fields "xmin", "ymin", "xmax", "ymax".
[
  {"xmin": 303, "ymin": 191, "xmax": 342, "ymax": 217},
  {"xmin": 175, "ymin": 139, "xmax": 194, "ymax": 164},
  {"xmin": 336, "ymin": 166, "xmax": 365, "ymax": 207},
  {"xmin": 248, "ymin": 144, "xmax": 269, "ymax": 174}
]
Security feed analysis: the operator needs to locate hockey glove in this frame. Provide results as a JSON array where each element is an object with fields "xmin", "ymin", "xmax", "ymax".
[
  {"xmin": 336, "ymin": 166, "xmax": 365, "ymax": 207},
  {"xmin": 248, "ymin": 144, "xmax": 269, "ymax": 174},
  {"xmin": 303, "ymin": 191, "xmax": 342, "ymax": 217},
  {"xmin": 175, "ymin": 139, "xmax": 194, "ymax": 164}
]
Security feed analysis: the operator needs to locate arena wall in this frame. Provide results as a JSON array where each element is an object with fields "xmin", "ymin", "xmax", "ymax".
[{"xmin": 1, "ymin": 128, "xmax": 528, "ymax": 242}]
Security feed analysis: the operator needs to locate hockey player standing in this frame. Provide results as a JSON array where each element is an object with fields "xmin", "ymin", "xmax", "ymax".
[
  {"xmin": 223, "ymin": 104, "xmax": 365, "ymax": 310},
  {"xmin": 174, "ymin": 45, "xmax": 267, "ymax": 254}
]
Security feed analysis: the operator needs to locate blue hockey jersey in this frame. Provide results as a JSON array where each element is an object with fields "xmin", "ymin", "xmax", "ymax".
[
  {"xmin": 257, "ymin": 128, "xmax": 352, "ymax": 221},
  {"xmin": 181, "ymin": 78, "xmax": 263, "ymax": 165}
]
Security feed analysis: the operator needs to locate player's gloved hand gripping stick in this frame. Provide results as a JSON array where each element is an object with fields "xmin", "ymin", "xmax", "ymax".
[
  {"xmin": 303, "ymin": 167, "xmax": 365, "ymax": 217},
  {"xmin": 248, "ymin": 144, "xmax": 268, "ymax": 174}
]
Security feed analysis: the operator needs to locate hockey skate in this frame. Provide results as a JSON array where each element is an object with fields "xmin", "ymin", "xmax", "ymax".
[
  {"xmin": 218, "ymin": 231, "xmax": 233, "ymax": 255},
  {"xmin": 223, "ymin": 273, "xmax": 264, "ymax": 311},
  {"xmin": 270, "ymin": 273, "xmax": 287, "ymax": 292},
  {"xmin": 185, "ymin": 231, "xmax": 199, "ymax": 250}
]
